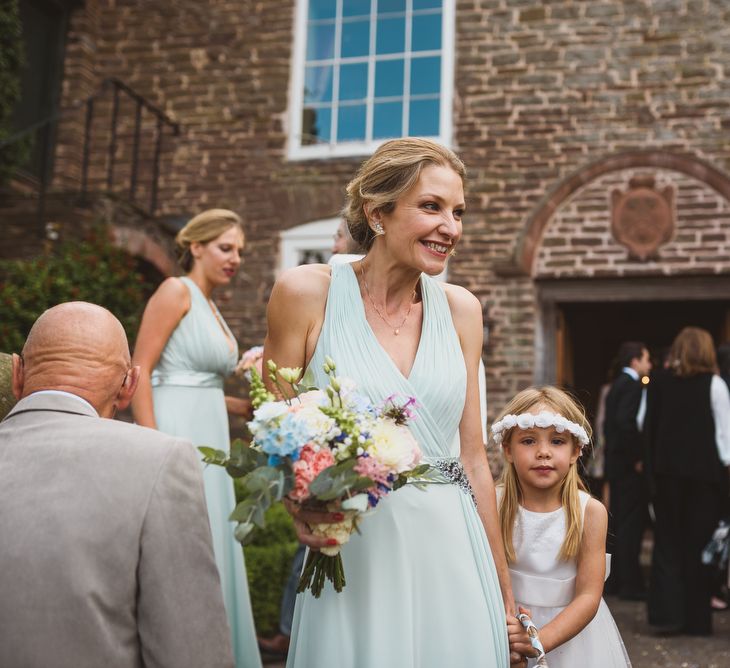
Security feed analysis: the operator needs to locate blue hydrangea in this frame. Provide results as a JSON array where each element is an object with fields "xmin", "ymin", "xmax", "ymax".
[{"xmin": 256, "ymin": 412, "xmax": 311, "ymax": 460}]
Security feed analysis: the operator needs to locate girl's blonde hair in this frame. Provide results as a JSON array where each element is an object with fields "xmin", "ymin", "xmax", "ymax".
[
  {"xmin": 495, "ymin": 386, "xmax": 592, "ymax": 563},
  {"xmin": 175, "ymin": 209, "xmax": 244, "ymax": 272},
  {"xmin": 342, "ymin": 138, "xmax": 466, "ymax": 250}
]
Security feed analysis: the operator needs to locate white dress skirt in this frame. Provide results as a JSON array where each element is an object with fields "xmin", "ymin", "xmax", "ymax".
[{"xmin": 509, "ymin": 490, "xmax": 632, "ymax": 667}]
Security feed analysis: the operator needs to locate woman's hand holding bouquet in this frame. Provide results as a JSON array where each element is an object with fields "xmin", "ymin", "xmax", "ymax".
[{"xmin": 200, "ymin": 356, "xmax": 429, "ymax": 597}]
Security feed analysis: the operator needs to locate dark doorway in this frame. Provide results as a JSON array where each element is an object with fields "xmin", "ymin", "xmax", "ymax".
[
  {"xmin": 12, "ymin": 0, "xmax": 75, "ymax": 180},
  {"xmin": 558, "ymin": 299, "xmax": 730, "ymax": 420}
]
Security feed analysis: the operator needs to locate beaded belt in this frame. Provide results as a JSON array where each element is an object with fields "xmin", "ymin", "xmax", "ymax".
[{"xmin": 410, "ymin": 456, "xmax": 477, "ymax": 506}]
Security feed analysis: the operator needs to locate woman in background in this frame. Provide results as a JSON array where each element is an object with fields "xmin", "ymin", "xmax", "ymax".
[
  {"xmin": 132, "ymin": 209, "xmax": 261, "ymax": 668},
  {"xmin": 646, "ymin": 326, "xmax": 730, "ymax": 636}
]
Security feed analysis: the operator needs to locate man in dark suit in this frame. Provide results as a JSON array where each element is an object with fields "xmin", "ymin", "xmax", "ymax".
[{"xmin": 603, "ymin": 340, "xmax": 652, "ymax": 600}]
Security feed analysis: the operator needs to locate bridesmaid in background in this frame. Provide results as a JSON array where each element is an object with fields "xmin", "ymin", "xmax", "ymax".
[{"xmin": 131, "ymin": 209, "xmax": 261, "ymax": 668}]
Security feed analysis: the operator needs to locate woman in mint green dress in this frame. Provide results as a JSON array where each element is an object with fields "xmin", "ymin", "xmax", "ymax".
[
  {"xmin": 265, "ymin": 140, "xmax": 515, "ymax": 667},
  {"xmin": 132, "ymin": 209, "xmax": 261, "ymax": 668}
]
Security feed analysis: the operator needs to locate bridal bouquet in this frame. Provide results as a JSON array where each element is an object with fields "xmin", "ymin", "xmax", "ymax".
[{"xmin": 200, "ymin": 356, "xmax": 429, "ymax": 597}]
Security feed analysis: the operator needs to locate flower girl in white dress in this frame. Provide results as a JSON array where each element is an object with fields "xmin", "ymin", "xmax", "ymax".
[{"xmin": 494, "ymin": 387, "xmax": 631, "ymax": 667}]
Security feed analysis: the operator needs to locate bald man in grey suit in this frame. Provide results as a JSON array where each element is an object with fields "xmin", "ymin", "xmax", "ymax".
[{"xmin": 0, "ymin": 302, "xmax": 234, "ymax": 668}]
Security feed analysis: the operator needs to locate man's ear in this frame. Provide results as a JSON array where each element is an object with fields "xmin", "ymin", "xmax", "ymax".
[
  {"xmin": 115, "ymin": 366, "xmax": 140, "ymax": 411},
  {"xmin": 11, "ymin": 354, "xmax": 24, "ymax": 400}
]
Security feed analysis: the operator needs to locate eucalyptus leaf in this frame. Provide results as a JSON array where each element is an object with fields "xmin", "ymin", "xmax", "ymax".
[
  {"xmin": 233, "ymin": 521, "xmax": 255, "ymax": 544},
  {"xmin": 198, "ymin": 446, "xmax": 228, "ymax": 466}
]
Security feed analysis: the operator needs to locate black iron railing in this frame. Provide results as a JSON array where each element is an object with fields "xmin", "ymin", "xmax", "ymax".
[{"xmin": 1, "ymin": 77, "xmax": 180, "ymax": 226}]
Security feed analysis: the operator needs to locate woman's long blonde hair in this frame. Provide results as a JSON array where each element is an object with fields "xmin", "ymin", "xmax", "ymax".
[{"xmin": 495, "ymin": 386, "xmax": 592, "ymax": 563}]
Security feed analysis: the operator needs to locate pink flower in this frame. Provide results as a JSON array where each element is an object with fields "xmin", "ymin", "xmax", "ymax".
[
  {"xmin": 289, "ymin": 444, "xmax": 335, "ymax": 501},
  {"xmin": 353, "ymin": 456, "xmax": 390, "ymax": 486}
]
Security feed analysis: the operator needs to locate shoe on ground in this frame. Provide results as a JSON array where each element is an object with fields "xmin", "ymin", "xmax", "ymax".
[{"xmin": 257, "ymin": 634, "xmax": 290, "ymax": 658}]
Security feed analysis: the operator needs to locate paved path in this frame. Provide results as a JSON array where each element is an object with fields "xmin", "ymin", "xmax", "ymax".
[
  {"xmin": 607, "ymin": 595, "xmax": 729, "ymax": 667},
  {"xmin": 262, "ymin": 597, "xmax": 729, "ymax": 666}
]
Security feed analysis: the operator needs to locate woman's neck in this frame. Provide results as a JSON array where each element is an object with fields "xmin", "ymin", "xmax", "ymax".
[
  {"xmin": 186, "ymin": 269, "xmax": 214, "ymax": 299},
  {"xmin": 355, "ymin": 253, "xmax": 421, "ymax": 310}
]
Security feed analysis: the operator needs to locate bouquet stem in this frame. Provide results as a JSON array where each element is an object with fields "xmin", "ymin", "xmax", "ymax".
[{"xmin": 297, "ymin": 551, "xmax": 346, "ymax": 598}]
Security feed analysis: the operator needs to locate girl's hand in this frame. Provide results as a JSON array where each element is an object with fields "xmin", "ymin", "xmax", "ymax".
[{"xmin": 507, "ymin": 607, "xmax": 539, "ymax": 658}]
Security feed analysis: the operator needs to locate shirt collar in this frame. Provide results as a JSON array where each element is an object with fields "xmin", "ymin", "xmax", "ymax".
[
  {"xmin": 28, "ymin": 390, "xmax": 99, "ymax": 417},
  {"xmin": 622, "ymin": 366, "xmax": 639, "ymax": 381}
]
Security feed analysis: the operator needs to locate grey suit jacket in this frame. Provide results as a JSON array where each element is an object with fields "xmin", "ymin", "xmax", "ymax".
[{"xmin": 0, "ymin": 393, "xmax": 234, "ymax": 668}]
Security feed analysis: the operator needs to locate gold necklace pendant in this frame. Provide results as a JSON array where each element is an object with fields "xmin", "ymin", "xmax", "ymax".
[{"xmin": 359, "ymin": 263, "xmax": 416, "ymax": 335}]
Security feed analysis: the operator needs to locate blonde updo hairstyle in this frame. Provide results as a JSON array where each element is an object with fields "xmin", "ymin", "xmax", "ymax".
[
  {"xmin": 495, "ymin": 386, "xmax": 592, "ymax": 563},
  {"xmin": 342, "ymin": 138, "xmax": 466, "ymax": 251},
  {"xmin": 175, "ymin": 209, "xmax": 244, "ymax": 272}
]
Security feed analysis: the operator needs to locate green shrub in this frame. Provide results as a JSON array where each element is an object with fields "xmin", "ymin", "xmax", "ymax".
[
  {"xmin": 242, "ymin": 501, "xmax": 299, "ymax": 636},
  {"xmin": 0, "ymin": 229, "xmax": 149, "ymax": 352}
]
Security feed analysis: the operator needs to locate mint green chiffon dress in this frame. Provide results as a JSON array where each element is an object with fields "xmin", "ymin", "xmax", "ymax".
[
  {"xmin": 151, "ymin": 276, "xmax": 261, "ymax": 668},
  {"xmin": 287, "ymin": 263, "xmax": 509, "ymax": 668}
]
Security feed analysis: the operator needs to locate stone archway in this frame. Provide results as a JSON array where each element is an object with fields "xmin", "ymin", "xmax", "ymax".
[
  {"xmin": 110, "ymin": 225, "xmax": 176, "ymax": 278},
  {"xmin": 512, "ymin": 149, "xmax": 730, "ymax": 276}
]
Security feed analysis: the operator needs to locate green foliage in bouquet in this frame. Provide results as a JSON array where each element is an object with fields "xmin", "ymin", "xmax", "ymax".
[
  {"xmin": 0, "ymin": 229, "xmax": 149, "ymax": 352},
  {"xmin": 200, "ymin": 362, "xmax": 298, "ymax": 544}
]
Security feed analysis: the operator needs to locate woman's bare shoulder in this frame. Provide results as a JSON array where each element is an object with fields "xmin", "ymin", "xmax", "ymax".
[
  {"xmin": 269, "ymin": 264, "xmax": 331, "ymax": 313},
  {"xmin": 441, "ymin": 282, "xmax": 482, "ymax": 328},
  {"xmin": 149, "ymin": 276, "xmax": 191, "ymax": 312},
  {"xmin": 272, "ymin": 263, "xmax": 331, "ymax": 302}
]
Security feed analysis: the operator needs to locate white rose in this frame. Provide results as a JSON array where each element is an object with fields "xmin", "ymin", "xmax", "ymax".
[
  {"xmin": 298, "ymin": 390, "xmax": 327, "ymax": 407},
  {"xmin": 502, "ymin": 415, "xmax": 517, "ymax": 429},
  {"xmin": 534, "ymin": 411, "xmax": 555, "ymax": 429},
  {"xmin": 295, "ymin": 404, "xmax": 337, "ymax": 444},
  {"xmin": 553, "ymin": 416, "xmax": 569, "ymax": 433},
  {"xmin": 253, "ymin": 401, "xmax": 289, "ymax": 422},
  {"xmin": 516, "ymin": 413, "xmax": 534, "ymax": 430},
  {"xmin": 368, "ymin": 421, "xmax": 420, "ymax": 473}
]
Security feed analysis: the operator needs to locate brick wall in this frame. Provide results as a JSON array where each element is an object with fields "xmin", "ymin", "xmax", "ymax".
[{"xmin": 32, "ymin": 0, "xmax": 730, "ymax": 432}]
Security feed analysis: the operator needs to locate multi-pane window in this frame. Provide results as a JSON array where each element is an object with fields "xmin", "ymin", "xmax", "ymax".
[{"xmin": 289, "ymin": 0, "xmax": 453, "ymax": 158}]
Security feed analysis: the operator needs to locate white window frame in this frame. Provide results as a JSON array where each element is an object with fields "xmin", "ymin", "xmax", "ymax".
[
  {"xmin": 287, "ymin": 0, "xmax": 455, "ymax": 160},
  {"xmin": 279, "ymin": 217, "xmax": 340, "ymax": 272}
]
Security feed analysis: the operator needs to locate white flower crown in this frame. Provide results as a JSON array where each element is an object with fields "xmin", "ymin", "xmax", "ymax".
[{"xmin": 491, "ymin": 411, "xmax": 590, "ymax": 449}]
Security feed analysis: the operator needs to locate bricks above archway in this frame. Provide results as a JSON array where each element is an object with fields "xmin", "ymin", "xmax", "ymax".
[{"xmin": 506, "ymin": 150, "xmax": 730, "ymax": 276}]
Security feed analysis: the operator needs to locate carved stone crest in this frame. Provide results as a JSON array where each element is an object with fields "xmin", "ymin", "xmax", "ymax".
[{"xmin": 611, "ymin": 175, "xmax": 674, "ymax": 260}]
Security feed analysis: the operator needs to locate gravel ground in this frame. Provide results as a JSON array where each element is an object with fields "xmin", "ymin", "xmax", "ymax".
[
  {"xmin": 263, "ymin": 598, "xmax": 729, "ymax": 667},
  {"xmin": 607, "ymin": 595, "xmax": 730, "ymax": 668}
]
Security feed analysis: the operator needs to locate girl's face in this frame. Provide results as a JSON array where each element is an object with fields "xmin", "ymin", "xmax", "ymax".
[
  {"xmin": 375, "ymin": 164, "xmax": 464, "ymax": 276},
  {"xmin": 503, "ymin": 413, "xmax": 581, "ymax": 493},
  {"xmin": 191, "ymin": 226, "xmax": 244, "ymax": 286}
]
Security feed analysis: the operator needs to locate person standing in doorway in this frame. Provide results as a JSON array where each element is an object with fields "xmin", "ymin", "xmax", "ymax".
[
  {"xmin": 603, "ymin": 341, "xmax": 652, "ymax": 600},
  {"xmin": 646, "ymin": 327, "xmax": 730, "ymax": 634}
]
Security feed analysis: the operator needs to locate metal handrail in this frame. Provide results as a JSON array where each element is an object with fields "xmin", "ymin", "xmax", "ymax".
[{"xmin": 2, "ymin": 77, "xmax": 181, "ymax": 223}]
